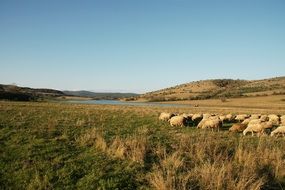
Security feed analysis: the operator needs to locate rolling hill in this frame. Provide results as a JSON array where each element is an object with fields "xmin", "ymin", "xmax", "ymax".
[
  {"xmin": 0, "ymin": 84, "xmax": 139, "ymax": 101},
  {"xmin": 134, "ymin": 76, "xmax": 285, "ymax": 102},
  {"xmin": 0, "ymin": 84, "xmax": 65, "ymax": 101}
]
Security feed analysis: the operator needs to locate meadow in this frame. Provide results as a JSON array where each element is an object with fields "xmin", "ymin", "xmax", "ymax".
[{"xmin": 1, "ymin": 101, "xmax": 285, "ymax": 189}]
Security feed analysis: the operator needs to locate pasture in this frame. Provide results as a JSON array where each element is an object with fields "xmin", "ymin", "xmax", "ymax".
[
  {"xmin": 1, "ymin": 101, "xmax": 285, "ymax": 189},
  {"xmin": 163, "ymin": 95, "xmax": 285, "ymax": 111}
]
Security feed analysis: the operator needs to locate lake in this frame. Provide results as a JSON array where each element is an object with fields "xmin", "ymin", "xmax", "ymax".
[{"xmin": 66, "ymin": 99, "xmax": 190, "ymax": 107}]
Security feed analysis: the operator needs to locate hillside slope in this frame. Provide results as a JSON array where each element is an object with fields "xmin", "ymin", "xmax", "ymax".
[
  {"xmin": 0, "ymin": 84, "xmax": 139, "ymax": 101},
  {"xmin": 0, "ymin": 84, "xmax": 65, "ymax": 101},
  {"xmin": 135, "ymin": 77, "xmax": 285, "ymax": 102}
]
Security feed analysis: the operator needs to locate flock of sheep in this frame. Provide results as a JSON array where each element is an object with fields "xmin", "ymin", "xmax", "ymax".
[{"xmin": 159, "ymin": 112, "xmax": 285, "ymax": 137}]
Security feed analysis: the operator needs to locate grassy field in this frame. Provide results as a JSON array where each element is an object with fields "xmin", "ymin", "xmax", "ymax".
[
  {"xmin": 1, "ymin": 101, "xmax": 285, "ymax": 189},
  {"xmin": 163, "ymin": 95, "xmax": 285, "ymax": 112}
]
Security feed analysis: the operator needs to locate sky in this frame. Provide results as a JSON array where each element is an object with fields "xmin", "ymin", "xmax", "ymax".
[{"xmin": 0, "ymin": 0, "xmax": 285, "ymax": 93}]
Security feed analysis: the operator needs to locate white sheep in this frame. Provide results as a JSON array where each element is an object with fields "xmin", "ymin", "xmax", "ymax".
[
  {"xmin": 243, "ymin": 121, "xmax": 273, "ymax": 136},
  {"xmin": 250, "ymin": 114, "xmax": 261, "ymax": 120},
  {"xmin": 268, "ymin": 114, "xmax": 280, "ymax": 125},
  {"xmin": 260, "ymin": 115, "xmax": 269, "ymax": 122},
  {"xmin": 241, "ymin": 118, "xmax": 251, "ymax": 125},
  {"xmin": 242, "ymin": 118, "xmax": 269, "ymax": 126},
  {"xmin": 271, "ymin": 126, "xmax": 285, "ymax": 137},
  {"xmin": 198, "ymin": 118, "xmax": 222, "ymax": 131},
  {"xmin": 235, "ymin": 114, "xmax": 250, "ymax": 122},
  {"xmin": 219, "ymin": 115, "xmax": 226, "ymax": 123},
  {"xmin": 202, "ymin": 113, "xmax": 213, "ymax": 119},
  {"xmin": 248, "ymin": 119, "xmax": 262, "ymax": 125},
  {"xmin": 197, "ymin": 119, "xmax": 206, "ymax": 129},
  {"xmin": 243, "ymin": 124, "xmax": 263, "ymax": 136},
  {"xmin": 280, "ymin": 115, "xmax": 285, "ymax": 125},
  {"xmin": 169, "ymin": 116, "xmax": 186, "ymax": 127},
  {"xmin": 225, "ymin": 114, "xmax": 235, "ymax": 122},
  {"xmin": 192, "ymin": 113, "xmax": 203, "ymax": 121},
  {"xmin": 159, "ymin": 112, "xmax": 175, "ymax": 121},
  {"xmin": 229, "ymin": 123, "xmax": 247, "ymax": 132},
  {"xmin": 181, "ymin": 113, "xmax": 193, "ymax": 120}
]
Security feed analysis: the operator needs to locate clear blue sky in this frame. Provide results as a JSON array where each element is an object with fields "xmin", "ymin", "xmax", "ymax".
[{"xmin": 1, "ymin": 0, "xmax": 285, "ymax": 93}]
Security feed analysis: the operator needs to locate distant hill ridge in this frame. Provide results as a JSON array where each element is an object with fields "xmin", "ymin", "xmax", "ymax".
[
  {"xmin": 1, "ymin": 76, "xmax": 284, "ymax": 102},
  {"xmin": 0, "ymin": 84, "xmax": 64, "ymax": 101},
  {"xmin": 63, "ymin": 90, "xmax": 138, "ymax": 100},
  {"xmin": 0, "ymin": 84, "xmax": 139, "ymax": 101},
  {"xmin": 135, "ymin": 76, "xmax": 285, "ymax": 102}
]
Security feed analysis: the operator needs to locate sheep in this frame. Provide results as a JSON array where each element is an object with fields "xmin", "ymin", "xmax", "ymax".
[
  {"xmin": 198, "ymin": 118, "xmax": 222, "ymax": 131},
  {"xmin": 181, "ymin": 113, "xmax": 193, "ymax": 126},
  {"xmin": 192, "ymin": 113, "xmax": 203, "ymax": 125},
  {"xmin": 243, "ymin": 124, "xmax": 263, "ymax": 136},
  {"xmin": 192, "ymin": 113, "xmax": 203, "ymax": 121},
  {"xmin": 159, "ymin": 112, "xmax": 175, "ymax": 121},
  {"xmin": 280, "ymin": 115, "xmax": 285, "ymax": 125},
  {"xmin": 268, "ymin": 114, "xmax": 280, "ymax": 126},
  {"xmin": 270, "ymin": 126, "xmax": 285, "ymax": 137},
  {"xmin": 262, "ymin": 121, "xmax": 274, "ymax": 130},
  {"xmin": 181, "ymin": 113, "xmax": 193, "ymax": 120},
  {"xmin": 209, "ymin": 115, "xmax": 219, "ymax": 120},
  {"xmin": 225, "ymin": 114, "xmax": 235, "ymax": 122},
  {"xmin": 219, "ymin": 115, "xmax": 226, "ymax": 123},
  {"xmin": 197, "ymin": 119, "xmax": 206, "ymax": 129},
  {"xmin": 203, "ymin": 119, "xmax": 222, "ymax": 131},
  {"xmin": 235, "ymin": 114, "xmax": 250, "ymax": 122},
  {"xmin": 202, "ymin": 113, "xmax": 212, "ymax": 119},
  {"xmin": 248, "ymin": 119, "xmax": 262, "ymax": 125},
  {"xmin": 261, "ymin": 121, "xmax": 274, "ymax": 134},
  {"xmin": 260, "ymin": 115, "xmax": 269, "ymax": 122},
  {"xmin": 169, "ymin": 116, "xmax": 186, "ymax": 127},
  {"xmin": 197, "ymin": 117, "xmax": 218, "ymax": 128},
  {"xmin": 250, "ymin": 114, "xmax": 261, "ymax": 120},
  {"xmin": 243, "ymin": 121, "xmax": 273, "ymax": 136},
  {"xmin": 241, "ymin": 118, "xmax": 251, "ymax": 125},
  {"xmin": 229, "ymin": 123, "xmax": 247, "ymax": 132}
]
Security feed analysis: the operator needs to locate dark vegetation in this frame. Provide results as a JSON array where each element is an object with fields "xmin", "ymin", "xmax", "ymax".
[
  {"xmin": 212, "ymin": 79, "xmax": 247, "ymax": 88},
  {"xmin": 63, "ymin": 90, "xmax": 139, "ymax": 100},
  {"xmin": 0, "ymin": 84, "xmax": 64, "ymax": 101}
]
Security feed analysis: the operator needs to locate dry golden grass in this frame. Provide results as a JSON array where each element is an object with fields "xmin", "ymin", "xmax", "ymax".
[
  {"xmin": 147, "ymin": 150, "xmax": 185, "ymax": 190},
  {"xmin": 147, "ymin": 133, "xmax": 285, "ymax": 190},
  {"xmin": 163, "ymin": 95, "xmax": 285, "ymax": 113},
  {"xmin": 77, "ymin": 128, "xmax": 148, "ymax": 163}
]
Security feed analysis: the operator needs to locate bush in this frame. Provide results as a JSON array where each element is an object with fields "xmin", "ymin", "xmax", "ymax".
[
  {"xmin": 213, "ymin": 79, "xmax": 245, "ymax": 88},
  {"xmin": 125, "ymin": 97, "xmax": 137, "ymax": 101},
  {"xmin": 220, "ymin": 97, "xmax": 227, "ymax": 102}
]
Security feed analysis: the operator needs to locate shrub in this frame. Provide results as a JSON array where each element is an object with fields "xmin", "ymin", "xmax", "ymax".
[{"xmin": 220, "ymin": 97, "xmax": 227, "ymax": 102}]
